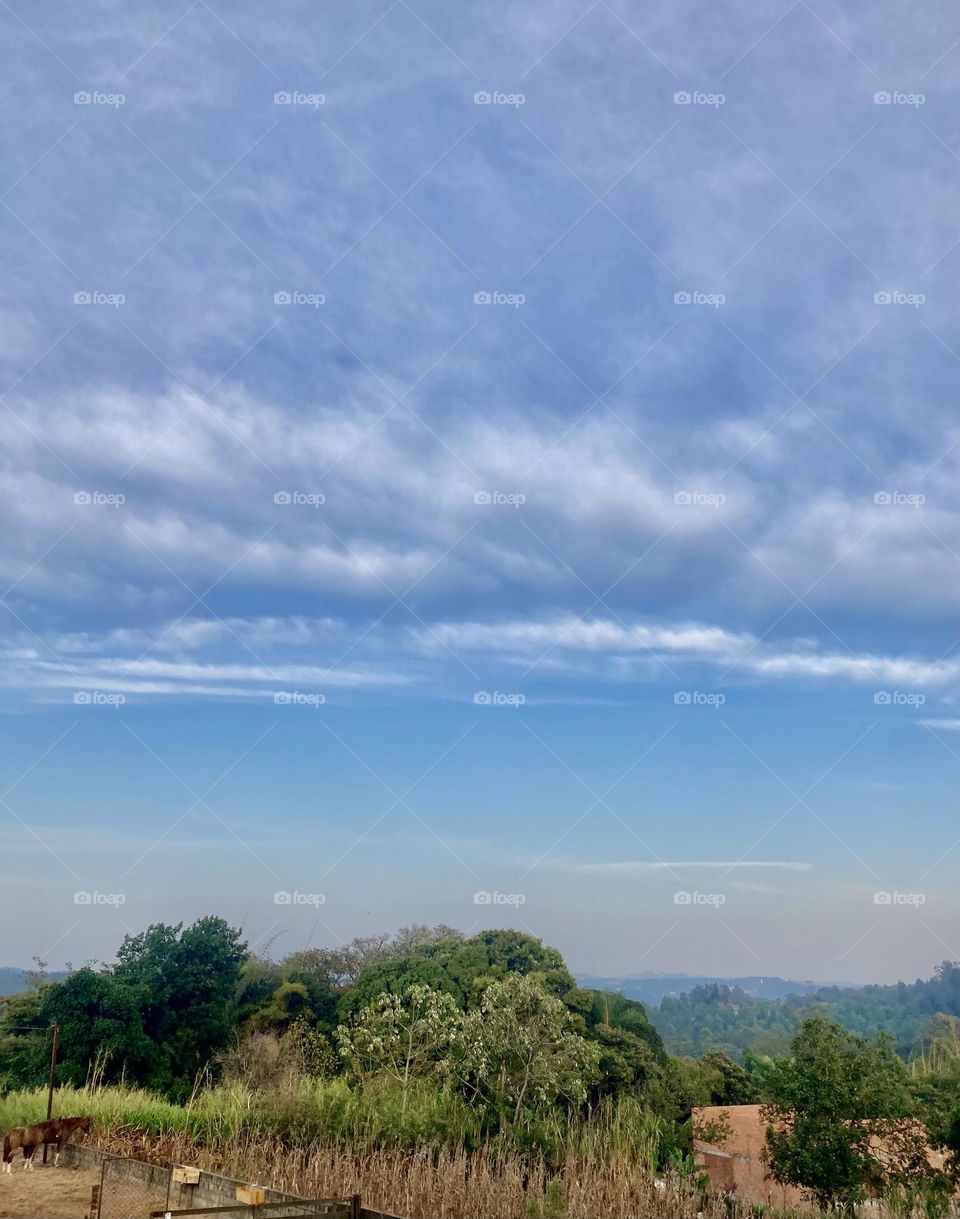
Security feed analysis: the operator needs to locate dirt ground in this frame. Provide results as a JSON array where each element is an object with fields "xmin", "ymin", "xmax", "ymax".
[
  {"xmin": 0, "ymin": 1160, "xmax": 165, "ymax": 1219},
  {"xmin": 0, "ymin": 1162, "xmax": 101, "ymax": 1218}
]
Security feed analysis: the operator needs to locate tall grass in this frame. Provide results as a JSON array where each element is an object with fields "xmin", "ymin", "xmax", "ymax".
[
  {"xmin": 0, "ymin": 1081, "xmax": 732, "ymax": 1218},
  {"xmin": 0, "ymin": 1079, "xmax": 481, "ymax": 1149},
  {"xmin": 89, "ymin": 1130, "xmax": 740, "ymax": 1219},
  {"xmin": 12, "ymin": 1082, "xmax": 936, "ymax": 1218},
  {"xmin": 0, "ymin": 1081, "xmax": 670, "ymax": 1164}
]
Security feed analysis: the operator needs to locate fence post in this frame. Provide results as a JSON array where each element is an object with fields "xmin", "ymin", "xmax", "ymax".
[
  {"xmin": 349, "ymin": 1193, "xmax": 361, "ymax": 1219},
  {"xmin": 96, "ymin": 1157, "xmax": 106, "ymax": 1219}
]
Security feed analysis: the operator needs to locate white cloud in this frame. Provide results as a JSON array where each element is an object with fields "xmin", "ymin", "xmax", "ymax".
[
  {"xmin": 412, "ymin": 614, "xmax": 960, "ymax": 689},
  {"xmin": 1, "ymin": 371, "xmax": 955, "ymax": 629},
  {"xmin": 550, "ymin": 859, "xmax": 812, "ymax": 873},
  {"xmin": 2, "ymin": 608, "xmax": 954, "ymax": 706}
]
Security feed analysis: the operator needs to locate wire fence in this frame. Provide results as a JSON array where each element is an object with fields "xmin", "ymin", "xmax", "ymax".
[
  {"xmin": 94, "ymin": 1154, "xmax": 171, "ymax": 1218},
  {"xmin": 88, "ymin": 1155, "xmax": 360, "ymax": 1219},
  {"xmin": 154, "ymin": 1203, "xmax": 359, "ymax": 1218}
]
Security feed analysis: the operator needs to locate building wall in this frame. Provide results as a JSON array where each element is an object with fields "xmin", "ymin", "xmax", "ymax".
[{"xmin": 693, "ymin": 1104, "xmax": 809, "ymax": 1210}]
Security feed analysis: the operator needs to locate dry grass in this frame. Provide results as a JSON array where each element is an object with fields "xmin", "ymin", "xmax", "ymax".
[{"xmin": 84, "ymin": 1126, "xmax": 757, "ymax": 1219}]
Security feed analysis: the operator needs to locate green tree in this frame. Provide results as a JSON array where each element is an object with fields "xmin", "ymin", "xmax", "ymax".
[
  {"xmin": 763, "ymin": 1016, "xmax": 935, "ymax": 1210},
  {"xmin": 699, "ymin": 1049, "xmax": 756, "ymax": 1104},
  {"xmin": 114, "ymin": 916, "xmax": 247, "ymax": 1096},
  {"xmin": 282, "ymin": 926, "xmax": 460, "ymax": 995},
  {"xmin": 910, "ymin": 1014, "xmax": 960, "ymax": 1186},
  {"xmin": 340, "ymin": 929, "xmax": 577, "ymax": 1019},
  {"xmin": 250, "ymin": 981, "xmax": 314, "ymax": 1032},
  {"xmin": 0, "ymin": 986, "xmax": 50, "ymax": 1089},
  {"xmin": 590, "ymin": 1023, "xmax": 663, "ymax": 1099},
  {"xmin": 39, "ymin": 968, "xmax": 152, "ymax": 1085},
  {"xmin": 337, "ymin": 983, "xmax": 463, "ymax": 1115},
  {"xmin": 235, "ymin": 956, "xmax": 284, "ymax": 1024},
  {"xmin": 462, "ymin": 974, "xmax": 600, "ymax": 1123},
  {"xmin": 583, "ymin": 989, "xmax": 667, "ymax": 1062}
]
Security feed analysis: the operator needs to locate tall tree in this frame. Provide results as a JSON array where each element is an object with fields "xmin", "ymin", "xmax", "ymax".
[
  {"xmin": 0, "ymin": 986, "xmax": 50, "ymax": 1089},
  {"xmin": 462, "ymin": 974, "xmax": 600, "ymax": 1123},
  {"xmin": 337, "ymin": 983, "xmax": 463, "ymax": 1115},
  {"xmin": 39, "ymin": 968, "xmax": 152, "ymax": 1085},
  {"xmin": 341, "ymin": 929, "xmax": 577, "ymax": 1019},
  {"xmin": 114, "ymin": 916, "xmax": 246, "ymax": 1096},
  {"xmin": 763, "ymin": 1017, "xmax": 940, "ymax": 1210}
]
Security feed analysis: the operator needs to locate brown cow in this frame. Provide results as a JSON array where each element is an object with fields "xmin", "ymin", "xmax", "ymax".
[{"xmin": 2, "ymin": 1116, "xmax": 91, "ymax": 1172}]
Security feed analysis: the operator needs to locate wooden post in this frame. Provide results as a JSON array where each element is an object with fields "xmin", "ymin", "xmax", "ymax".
[
  {"xmin": 236, "ymin": 1185, "xmax": 267, "ymax": 1206},
  {"xmin": 349, "ymin": 1193, "xmax": 361, "ymax": 1219},
  {"xmin": 97, "ymin": 1158, "xmax": 107, "ymax": 1219},
  {"xmin": 42, "ymin": 1023, "xmax": 59, "ymax": 1164}
]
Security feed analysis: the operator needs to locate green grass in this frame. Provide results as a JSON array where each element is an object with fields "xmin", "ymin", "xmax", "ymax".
[
  {"xmin": 0, "ymin": 1083, "xmax": 198, "ymax": 1137},
  {"xmin": 0, "ymin": 1079, "xmax": 680, "ymax": 1170},
  {"xmin": 0, "ymin": 1078, "xmax": 485, "ymax": 1150}
]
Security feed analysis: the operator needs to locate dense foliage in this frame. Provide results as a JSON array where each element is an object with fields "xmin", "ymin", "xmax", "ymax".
[
  {"xmin": 1, "ymin": 919, "xmax": 958, "ymax": 1212},
  {"xmin": 764, "ymin": 1017, "xmax": 956, "ymax": 1211},
  {"xmin": 1, "ymin": 917, "xmax": 246, "ymax": 1100},
  {"xmin": 653, "ymin": 964, "xmax": 960, "ymax": 1061}
]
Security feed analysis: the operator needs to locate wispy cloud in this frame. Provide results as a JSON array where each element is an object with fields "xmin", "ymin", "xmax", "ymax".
[
  {"xmin": 548, "ymin": 859, "xmax": 813, "ymax": 874},
  {"xmin": 413, "ymin": 614, "xmax": 960, "ymax": 689},
  {"xmin": 2, "ymin": 610, "xmax": 955, "ymax": 705}
]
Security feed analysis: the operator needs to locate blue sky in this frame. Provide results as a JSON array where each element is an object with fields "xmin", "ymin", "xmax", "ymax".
[{"xmin": 0, "ymin": 0, "xmax": 957, "ymax": 983}]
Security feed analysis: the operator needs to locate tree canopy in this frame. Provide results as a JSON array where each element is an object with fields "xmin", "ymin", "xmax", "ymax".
[{"xmin": 2, "ymin": 917, "xmax": 959, "ymax": 1212}]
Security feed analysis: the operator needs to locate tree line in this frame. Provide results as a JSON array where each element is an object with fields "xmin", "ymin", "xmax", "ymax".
[
  {"xmin": 1, "ymin": 918, "xmax": 958, "ymax": 1212},
  {"xmin": 653, "ymin": 964, "xmax": 960, "ymax": 1061}
]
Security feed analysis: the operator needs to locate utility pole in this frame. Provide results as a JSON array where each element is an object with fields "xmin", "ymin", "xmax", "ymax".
[{"xmin": 42, "ymin": 1023, "xmax": 59, "ymax": 1165}]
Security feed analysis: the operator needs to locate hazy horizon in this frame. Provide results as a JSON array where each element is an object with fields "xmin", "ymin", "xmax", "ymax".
[{"xmin": 0, "ymin": 951, "xmax": 946, "ymax": 992}]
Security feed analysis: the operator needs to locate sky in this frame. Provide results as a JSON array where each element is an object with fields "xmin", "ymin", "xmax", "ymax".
[{"xmin": 0, "ymin": 0, "xmax": 957, "ymax": 985}]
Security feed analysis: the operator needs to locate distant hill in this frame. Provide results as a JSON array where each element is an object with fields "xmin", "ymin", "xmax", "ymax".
[
  {"xmin": 575, "ymin": 972, "xmax": 848, "ymax": 1006},
  {"xmin": 0, "ymin": 967, "xmax": 68, "ymax": 995},
  {"xmin": 618, "ymin": 964, "xmax": 960, "ymax": 1060}
]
